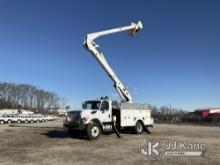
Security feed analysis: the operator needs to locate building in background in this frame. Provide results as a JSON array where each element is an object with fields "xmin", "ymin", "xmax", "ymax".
[
  {"xmin": 57, "ymin": 109, "xmax": 67, "ymax": 117},
  {"xmin": 185, "ymin": 108, "xmax": 220, "ymax": 122}
]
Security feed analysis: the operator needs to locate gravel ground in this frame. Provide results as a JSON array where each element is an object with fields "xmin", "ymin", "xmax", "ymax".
[{"xmin": 0, "ymin": 119, "xmax": 219, "ymax": 165}]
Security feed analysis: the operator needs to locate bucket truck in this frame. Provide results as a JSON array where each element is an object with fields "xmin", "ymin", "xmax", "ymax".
[{"xmin": 64, "ymin": 21, "xmax": 154, "ymax": 140}]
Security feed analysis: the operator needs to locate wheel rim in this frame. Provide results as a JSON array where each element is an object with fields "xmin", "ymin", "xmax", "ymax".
[
  {"xmin": 91, "ymin": 126, "xmax": 99, "ymax": 137},
  {"xmin": 8, "ymin": 120, "xmax": 11, "ymax": 124},
  {"xmin": 0, "ymin": 121, "xmax": 3, "ymax": 124},
  {"xmin": 18, "ymin": 120, "xmax": 20, "ymax": 123},
  {"xmin": 137, "ymin": 124, "xmax": 143, "ymax": 132},
  {"xmin": 25, "ymin": 120, "xmax": 28, "ymax": 123}
]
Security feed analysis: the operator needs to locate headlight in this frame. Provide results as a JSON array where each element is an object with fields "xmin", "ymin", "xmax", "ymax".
[{"xmin": 81, "ymin": 117, "xmax": 88, "ymax": 123}]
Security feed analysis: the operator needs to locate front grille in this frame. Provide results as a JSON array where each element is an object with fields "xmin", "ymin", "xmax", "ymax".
[{"xmin": 67, "ymin": 112, "xmax": 81, "ymax": 123}]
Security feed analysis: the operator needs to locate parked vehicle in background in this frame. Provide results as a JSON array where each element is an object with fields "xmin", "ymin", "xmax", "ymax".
[
  {"xmin": 35, "ymin": 115, "xmax": 46, "ymax": 123},
  {"xmin": 45, "ymin": 115, "xmax": 56, "ymax": 121},
  {"xmin": 15, "ymin": 115, "xmax": 26, "ymax": 123},
  {"xmin": 54, "ymin": 116, "xmax": 59, "ymax": 120},
  {"xmin": 0, "ymin": 114, "xmax": 50, "ymax": 124},
  {"xmin": 30, "ymin": 115, "xmax": 38, "ymax": 123},
  {"xmin": 0, "ymin": 114, "xmax": 17, "ymax": 124},
  {"xmin": 23, "ymin": 115, "xmax": 30, "ymax": 123},
  {"xmin": 28, "ymin": 115, "xmax": 45, "ymax": 123},
  {"xmin": 0, "ymin": 114, "xmax": 6, "ymax": 124}
]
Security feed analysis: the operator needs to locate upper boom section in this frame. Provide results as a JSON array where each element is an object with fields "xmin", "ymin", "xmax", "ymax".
[{"xmin": 83, "ymin": 21, "xmax": 143, "ymax": 103}]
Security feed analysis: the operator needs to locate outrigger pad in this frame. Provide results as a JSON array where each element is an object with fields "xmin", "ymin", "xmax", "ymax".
[
  {"xmin": 145, "ymin": 127, "xmax": 152, "ymax": 134},
  {"xmin": 112, "ymin": 122, "xmax": 121, "ymax": 138}
]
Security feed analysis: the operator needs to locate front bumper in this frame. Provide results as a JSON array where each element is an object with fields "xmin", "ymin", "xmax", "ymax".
[{"xmin": 63, "ymin": 122, "xmax": 87, "ymax": 130}]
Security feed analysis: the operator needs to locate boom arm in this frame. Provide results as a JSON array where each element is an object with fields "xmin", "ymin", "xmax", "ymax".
[{"xmin": 84, "ymin": 21, "xmax": 143, "ymax": 103}]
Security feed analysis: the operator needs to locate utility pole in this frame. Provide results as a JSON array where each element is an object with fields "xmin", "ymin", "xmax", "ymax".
[{"xmin": 169, "ymin": 104, "xmax": 172, "ymax": 120}]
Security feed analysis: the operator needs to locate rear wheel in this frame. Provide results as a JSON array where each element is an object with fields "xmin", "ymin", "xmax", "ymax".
[
  {"xmin": 0, "ymin": 120, "xmax": 4, "ymax": 124},
  {"xmin": 8, "ymin": 120, "xmax": 12, "ymax": 124},
  {"xmin": 25, "ymin": 120, "xmax": 28, "ymax": 124},
  {"xmin": 86, "ymin": 123, "xmax": 101, "ymax": 140},
  {"xmin": 17, "ymin": 120, "xmax": 21, "ymax": 123},
  {"xmin": 134, "ymin": 121, "xmax": 143, "ymax": 134}
]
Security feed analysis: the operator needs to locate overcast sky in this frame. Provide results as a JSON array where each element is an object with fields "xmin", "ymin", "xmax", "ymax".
[{"xmin": 0, "ymin": 0, "xmax": 220, "ymax": 110}]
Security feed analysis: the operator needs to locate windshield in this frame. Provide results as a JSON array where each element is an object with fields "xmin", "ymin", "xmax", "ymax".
[{"xmin": 82, "ymin": 101, "xmax": 101, "ymax": 110}]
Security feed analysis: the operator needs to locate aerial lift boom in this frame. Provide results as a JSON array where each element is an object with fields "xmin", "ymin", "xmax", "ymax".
[{"xmin": 84, "ymin": 21, "xmax": 143, "ymax": 103}]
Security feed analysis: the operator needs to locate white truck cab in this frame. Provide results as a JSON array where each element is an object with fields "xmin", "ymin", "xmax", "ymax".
[{"xmin": 64, "ymin": 97, "xmax": 154, "ymax": 139}]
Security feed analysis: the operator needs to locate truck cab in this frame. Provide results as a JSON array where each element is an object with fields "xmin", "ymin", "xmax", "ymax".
[
  {"xmin": 64, "ymin": 97, "xmax": 112, "ymax": 137},
  {"xmin": 82, "ymin": 98, "xmax": 112, "ymax": 123}
]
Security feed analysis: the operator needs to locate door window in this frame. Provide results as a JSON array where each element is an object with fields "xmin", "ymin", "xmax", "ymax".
[{"xmin": 100, "ymin": 101, "xmax": 109, "ymax": 111}]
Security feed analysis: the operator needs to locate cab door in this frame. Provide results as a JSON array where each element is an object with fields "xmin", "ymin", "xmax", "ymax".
[{"xmin": 99, "ymin": 100, "xmax": 111, "ymax": 123}]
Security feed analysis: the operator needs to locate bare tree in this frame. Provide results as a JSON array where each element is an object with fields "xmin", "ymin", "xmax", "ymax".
[
  {"xmin": 0, "ymin": 82, "xmax": 62, "ymax": 113},
  {"xmin": 160, "ymin": 106, "xmax": 170, "ymax": 115}
]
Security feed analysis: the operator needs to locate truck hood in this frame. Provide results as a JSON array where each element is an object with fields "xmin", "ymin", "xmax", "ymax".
[
  {"xmin": 79, "ymin": 109, "xmax": 99, "ymax": 117},
  {"xmin": 68, "ymin": 109, "xmax": 98, "ymax": 120}
]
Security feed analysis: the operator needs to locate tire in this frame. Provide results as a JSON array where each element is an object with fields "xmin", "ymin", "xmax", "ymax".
[
  {"xmin": 86, "ymin": 123, "xmax": 101, "ymax": 140},
  {"xmin": 8, "ymin": 120, "xmax": 12, "ymax": 124},
  {"xmin": 17, "ymin": 120, "xmax": 21, "ymax": 123},
  {"xmin": 0, "ymin": 120, "xmax": 4, "ymax": 124},
  {"xmin": 134, "ymin": 121, "xmax": 143, "ymax": 134},
  {"xmin": 25, "ymin": 120, "xmax": 28, "ymax": 124},
  {"xmin": 30, "ymin": 120, "xmax": 34, "ymax": 123},
  {"xmin": 36, "ymin": 120, "xmax": 39, "ymax": 123}
]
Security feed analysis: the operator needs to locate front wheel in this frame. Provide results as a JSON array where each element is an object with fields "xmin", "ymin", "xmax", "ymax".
[
  {"xmin": 86, "ymin": 123, "xmax": 101, "ymax": 140},
  {"xmin": 134, "ymin": 121, "xmax": 143, "ymax": 134}
]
